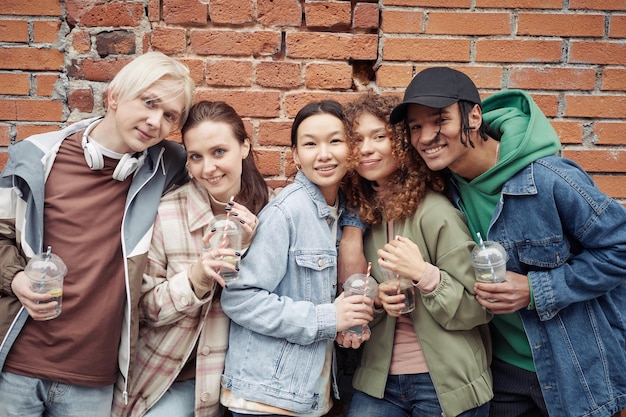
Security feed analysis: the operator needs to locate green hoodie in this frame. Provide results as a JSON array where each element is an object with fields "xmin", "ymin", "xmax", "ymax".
[{"xmin": 452, "ymin": 89, "xmax": 561, "ymax": 372}]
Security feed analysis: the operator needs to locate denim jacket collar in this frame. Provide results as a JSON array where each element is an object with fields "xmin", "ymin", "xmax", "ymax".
[{"xmin": 294, "ymin": 171, "xmax": 345, "ymax": 221}]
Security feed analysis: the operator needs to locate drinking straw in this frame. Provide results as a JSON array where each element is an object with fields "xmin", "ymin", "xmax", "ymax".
[
  {"xmin": 362, "ymin": 261, "xmax": 372, "ymax": 333},
  {"xmin": 216, "ymin": 196, "xmax": 235, "ymax": 275},
  {"xmin": 39, "ymin": 245, "xmax": 52, "ymax": 293},
  {"xmin": 364, "ymin": 261, "xmax": 372, "ymax": 293},
  {"xmin": 476, "ymin": 232, "xmax": 495, "ymax": 277}
]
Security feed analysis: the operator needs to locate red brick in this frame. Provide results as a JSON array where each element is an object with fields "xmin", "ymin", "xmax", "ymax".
[
  {"xmin": 456, "ymin": 66, "xmax": 504, "ymax": 90},
  {"xmin": 72, "ymin": 30, "xmax": 91, "ymax": 54},
  {"xmin": 528, "ymin": 93, "xmax": 559, "ymax": 117},
  {"xmin": 570, "ymin": 41, "xmax": 626, "ymax": 65},
  {"xmin": 1, "ymin": 99, "xmax": 64, "ymax": 122},
  {"xmin": 475, "ymin": 40, "xmax": 562, "ymax": 63},
  {"xmin": 353, "ymin": 3, "xmax": 379, "ymax": 30},
  {"xmin": 0, "ymin": 19, "xmax": 28, "ymax": 43},
  {"xmin": 210, "ymin": 0, "xmax": 253, "ymax": 24},
  {"xmin": 384, "ymin": 0, "xmax": 470, "ymax": 6},
  {"xmin": 594, "ymin": 122, "xmax": 626, "ymax": 145},
  {"xmin": 15, "ymin": 124, "xmax": 60, "ymax": 140},
  {"xmin": 609, "ymin": 15, "xmax": 626, "ymax": 38},
  {"xmin": 304, "ymin": 1, "xmax": 351, "ymax": 29},
  {"xmin": 256, "ymin": 62, "xmax": 302, "ymax": 89},
  {"xmin": 255, "ymin": 150, "xmax": 282, "ymax": 176},
  {"xmin": 0, "ymin": 0, "xmax": 61, "ymax": 15},
  {"xmin": 305, "ymin": 63, "xmax": 352, "ymax": 90},
  {"xmin": 565, "ymin": 95, "xmax": 626, "ymax": 118},
  {"xmin": 190, "ymin": 30, "xmax": 281, "ymax": 57},
  {"xmin": 257, "ymin": 0, "xmax": 302, "ymax": 27},
  {"xmin": 284, "ymin": 92, "xmax": 362, "ymax": 117},
  {"xmin": 150, "ymin": 27, "xmax": 186, "ymax": 55},
  {"xmin": 66, "ymin": 1, "xmax": 144, "ymax": 27},
  {"xmin": 147, "ymin": 0, "xmax": 160, "ymax": 22},
  {"xmin": 591, "ymin": 175, "xmax": 626, "ymax": 199},
  {"xmin": 257, "ymin": 121, "xmax": 292, "ymax": 147},
  {"xmin": 383, "ymin": 38, "xmax": 470, "ymax": 62},
  {"xmin": 381, "ymin": 10, "xmax": 423, "ymax": 34},
  {"xmin": 562, "ymin": 149, "xmax": 626, "ymax": 173},
  {"xmin": 0, "ymin": 124, "xmax": 10, "ymax": 147},
  {"xmin": 426, "ymin": 12, "xmax": 511, "ymax": 35},
  {"xmin": 36, "ymin": 74, "xmax": 59, "ymax": 96},
  {"xmin": 287, "ymin": 33, "xmax": 378, "ymax": 60},
  {"xmin": 550, "ymin": 120, "xmax": 583, "ymax": 145},
  {"xmin": 0, "ymin": 47, "xmax": 63, "ymax": 71},
  {"xmin": 0, "ymin": 73, "xmax": 30, "ymax": 95},
  {"xmin": 205, "ymin": 60, "xmax": 253, "ymax": 87},
  {"xmin": 178, "ymin": 58, "xmax": 204, "ymax": 86},
  {"xmin": 0, "ymin": 152, "xmax": 8, "ymax": 171},
  {"xmin": 509, "ymin": 67, "xmax": 596, "ymax": 91},
  {"xmin": 67, "ymin": 57, "xmax": 130, "ymax": 82},
  {"xmin": 569, "ymin": 0, "xmax": 626, "ymax": 10},
  {"xmin": 476, "ymin": 0, "xmax": 561, "ymax": 7},
  {"xmin": 601, "ymin": 68, "xmax": 626, "ymax": 91},
  {"xmin": 33, "ymin": 20, "xmax": 61, "ymax": 43},
  {"xmin": 69, "ymin": 88, "xmax": 94, "ymax": 113},
  {"xmin": 162, "ymin": 0, "xmax": 207, "ymax": 24},
  {"xmin": 194, "ymin": 90, "xmax": 281, "ymax": 118},
  {"xmin": 95, "ymin": 31, "xmax": 136, "ymax": 56},
  {"xmin": 376, "ymin": 65, "xmax": 414, "ymax": 88},
  {"xmin": 518, "ymin": 13, "xmax": 604, "ymax": 37}
]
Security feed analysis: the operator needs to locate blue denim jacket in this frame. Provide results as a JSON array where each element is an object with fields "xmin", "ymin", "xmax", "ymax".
[
  {"xmin": 451, "ymin": 156, "xmax": 626, "ymax": 417},
  {"xmin": 221, "ymin": 172, "xmax": 344, "ymax": 414}
]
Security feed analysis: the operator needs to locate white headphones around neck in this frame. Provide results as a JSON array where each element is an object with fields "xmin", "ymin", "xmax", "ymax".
[{"xmin": 82, "ymin": 121, "xmax": 147, "ymax": 181}]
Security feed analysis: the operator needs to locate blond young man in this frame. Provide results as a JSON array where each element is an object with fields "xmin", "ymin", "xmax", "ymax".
[{"xmin": 0, "ymin": 52, "xmax": 195, "ymax": 417}]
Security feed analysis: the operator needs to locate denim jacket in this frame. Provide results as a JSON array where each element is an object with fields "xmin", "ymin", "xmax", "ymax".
[
  {"xmin": 220, "ymin": 172, "xmax": 344, "ymax": 414},
  {"xmin": 451, "ymin": 156, "xmax": 626, "ymax": 417}
]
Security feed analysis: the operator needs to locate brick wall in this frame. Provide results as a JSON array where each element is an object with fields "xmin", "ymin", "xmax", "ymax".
[{"xmin": 1, "ymin": 0, "xmax": 626, "ymax": 202}]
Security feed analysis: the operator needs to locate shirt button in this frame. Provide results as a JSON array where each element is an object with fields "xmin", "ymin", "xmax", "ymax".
[
  {"xmin": 201, "ymin": 392, "xmax": 211, "ymax": 402},
  {"xmin": 318, "ymin": 258, "xmax": 324, "ymax": 267},
  {"xmin": 201, "ymin": 345, "xmax": 211, "ymax": 356},
  {"xmin": 180, "ymin": 297, "xmax": 189, "ymax": 306},
  {"xmin": 326, "ymin": 218, "xmax": 331, "ymax": 225}
]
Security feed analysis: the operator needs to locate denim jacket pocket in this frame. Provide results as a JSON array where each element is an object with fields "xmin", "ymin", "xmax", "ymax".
[
  {"xmin": 516, "ymin": 234, "xmax": 571, "ymax": 269},
  {"xmin": 294, "ymin": 250, "xmax": 336, "ymax": 303}
]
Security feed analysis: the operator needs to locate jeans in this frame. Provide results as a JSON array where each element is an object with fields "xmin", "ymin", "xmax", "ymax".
[
  {"xmin": 347, "ymin": 373, "xmax": 489, "ymax": 417},
  {"xmin": 0, "ymin": 371, "xmax": 113, "ymax": 417},
  {"xmin": 144, "ymin": 379, "xmax": 195, "ymax": 417}
]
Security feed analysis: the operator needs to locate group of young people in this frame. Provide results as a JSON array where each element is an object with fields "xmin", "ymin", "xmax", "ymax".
[{"xmin": 0, "ymin": 52, "xmax": 624, "ymax": 417}]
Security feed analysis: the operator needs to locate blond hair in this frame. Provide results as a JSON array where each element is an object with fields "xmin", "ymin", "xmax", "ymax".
[{"xmin": 106, "ymin": 52, "xmax": 195, "ymax": 127}]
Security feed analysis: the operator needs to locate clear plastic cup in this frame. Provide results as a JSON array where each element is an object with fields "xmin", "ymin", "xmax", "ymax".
[
  {"xmin": 208, "ymin": 214, "xmax": 243, "ymax": 283},
  {"xmin": 470, "ymin": 241, "xmax": 508, "ymax": 302},
  {"xmin": 25, "ymin": 252, "xmax": 67, "ymax": 320},
  {"xmin": 341, "ymin": 273, "xmax": 378, "ymax": 339},
  {"xmin": 378, "ymin": 265, "xmax": 415, "ymax": 314}
]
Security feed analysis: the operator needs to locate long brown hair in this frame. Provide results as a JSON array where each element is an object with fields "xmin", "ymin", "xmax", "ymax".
[
  {"xmin": 181, "ymin": 101, "xmax": 269, "ymax": 215},
  {"xmin": 343, "ymin": 93, "xmax": 445, "ymax": 225}
]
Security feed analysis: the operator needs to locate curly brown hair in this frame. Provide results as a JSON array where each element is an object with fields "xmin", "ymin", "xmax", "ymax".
[{"xmin": 343, "ymin": 92, "xmax": 445, "ymax": 225}]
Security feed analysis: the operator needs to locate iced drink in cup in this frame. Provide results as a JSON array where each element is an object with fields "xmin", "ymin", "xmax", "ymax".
[
  {"xmin": 208, "ymin": 214, "xmax": 242, "ymax": 283},
  {"xmin": 379, "ymin": 265, "xmax": 416, "ymax": 314},
  {"xmin": 470, "ymin": 241, "xmax": 508, "ymax": 301},
  {"xmin": 25, "ymin": 250, "xmax": 67, "ymax": 320},
  {"xmin": 341, "ymin": 273, "xmax": 378, "ymax": 339}
]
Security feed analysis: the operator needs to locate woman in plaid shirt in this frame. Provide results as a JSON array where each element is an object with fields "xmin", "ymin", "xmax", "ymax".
[{"xmin": 112, "ymin": 101, "xmax": 275, "ymax": 417}]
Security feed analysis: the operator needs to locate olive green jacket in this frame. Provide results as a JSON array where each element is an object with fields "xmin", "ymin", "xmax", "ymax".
[{"xmin": 353, "ymin": 191, "xmax": 493, "ymax": 417}]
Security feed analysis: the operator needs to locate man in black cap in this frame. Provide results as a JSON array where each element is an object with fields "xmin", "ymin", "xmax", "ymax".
[{"xmin": 388, "ymin": 66, "xmax": 626, "ymax": 417}]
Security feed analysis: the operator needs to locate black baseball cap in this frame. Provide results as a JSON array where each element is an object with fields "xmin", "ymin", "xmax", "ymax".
[{"xmin": 389, "ymin": 67, "xmax": 481, "ymax": 124}]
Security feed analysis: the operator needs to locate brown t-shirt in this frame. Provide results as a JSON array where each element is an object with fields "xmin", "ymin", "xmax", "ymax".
[{"xmin": 4, "ymin": 132, "xmax": 131, "ymax": 387}]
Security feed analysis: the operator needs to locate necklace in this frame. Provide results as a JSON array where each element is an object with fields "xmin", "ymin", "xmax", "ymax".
[{"xmin": 494, "ymin": 142, "xmax": 501, "ymax": 165}]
